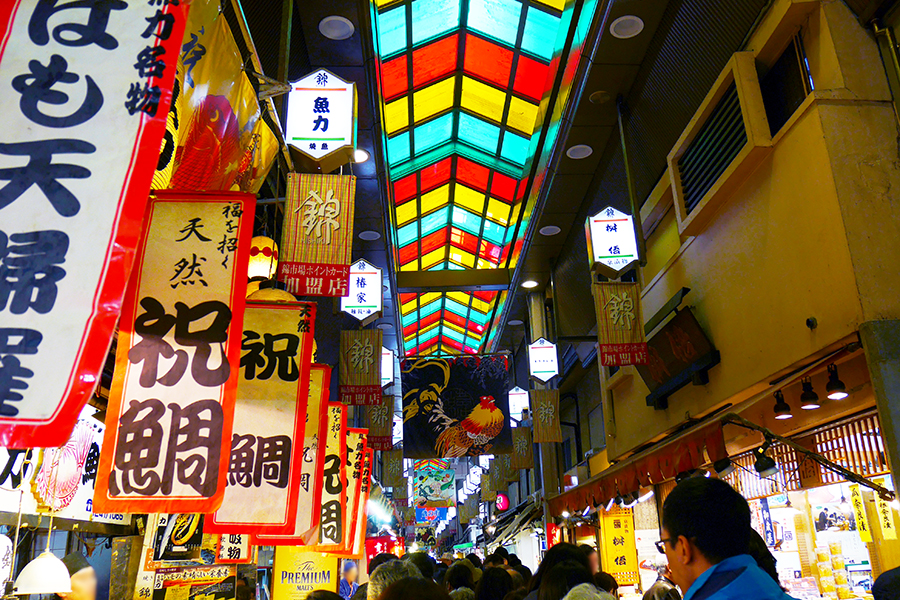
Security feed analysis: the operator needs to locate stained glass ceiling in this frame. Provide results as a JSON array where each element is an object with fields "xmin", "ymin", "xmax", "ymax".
[{"xmin": 369, "ymin": 0, "xmax": 575, "ymax": 356}]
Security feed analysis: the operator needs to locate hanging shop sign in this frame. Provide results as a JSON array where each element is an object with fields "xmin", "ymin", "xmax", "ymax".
[
  {"xmin": 340, "ymin": 330, "xmax": 383, "ymax": 405},
  {"xmin": 508, "ymin": 386, "xmax": 530, "ymax": 427},
  {"xmin": 273, "ymin": 547, "xmax": 339, "ymax": 599},
  {"xmin": 382, "ymin": 448, "xmax": 405, "ymax": 489},
  {"xmin": 279, "ymin": 173, "xmax": 357, "ymax": 297},
  {"xmin": 874, "ymin": 478, "xmax": 897, "ymax": 540},
  {"xmin": 341, "ymin": 259, "xmax": 383, "ymax": 321},
  {"xmin": 750, "ymin": 498, "xmax": 776, "ymax": 547},
  {"xmin": 252, "ymin": 365, "xmax": 331, "ymax": 547},
  {"xmin": 338, "ymin": 429, "xmax": 368, "ymax": 554},
  {"xmin": 531, "ymin": 390, "xmax": 562, "ymax": 443},
  {"xmin": 849, "ymin": 484, "xmax": 873, "ymax": 543},
  {"xmin": 319, "ymin": 402, "xmax": 348, "ymax": 551},
  {"xmin": 393, "ymin": 478, "xmax": 409, "ymax": 507},
  {"xmin": 601, "ymin": 508, "xmax": 640, "ymax": 586},
  {"xmin": 382, "ymin": 347, "xmax": 395, "ymax": 387},
  {"xmin": 0, "ymin": 0, "xmax": 187, "ymax": 448},
  {"xmin": 367, "ymin": 395, "xmax": 394, "ymax": 451},
  {"xmin": 285, "ymin": 68, "xmax": 357, "ymax": 173},
  {"xmin": 413, "ymin": 469, "xmax": 455, "ymax": 508},
  {"xmin": 152, "ymin": 513, "xmax": 205, "ymax": 563},
  {"xmin": 365, "ymin": 536, "xmax": 404, "ymax": 565},
  {"xmin": 498, "ymin": 454, "xmax": 516, "ymax": 483},
  {"xmin": 528, "ymin": 339, "xmax": 559, "ymax": 383},
  {"xmin": 635, "ymin": 307, "xmax": 720, "ymax": 410},
  {"xmin": 402, "ymin": 355, "xmax": 512, "ymax": 458},
  {"xmin": 94, "ymin": 192, "xmax": 254, "ymax": 514},
  {"xmin": 153, "ymin": 564, "xmax": 237, "ymax": 600},
  {"xmin": 416, "ymin": 507, "xmax": 448, "ymax": 524},
  {"xmin": 481, "ymin": 462, "xmax": 496, "ymax": 503},
  {"xmin": 547, "ymin": 522, "xmax": 562, "ymax": 548},
  {"xmin": 206, "ymin": 301, "xmax": 317, "ymax": 535},
  {"xmin": 216, "ymin": 534, "xmax": 253, "ymax": 564},
  {"xmin": 586, "ymin": 206, "xmax": 639, "ymax": 278},
  {"xmin": 511, "ymin": 427, "xmax": 534, "ymax": 470},
  {"xmin": 593, "ymin": 282, "xmax": 648, "ymax": 367},
  {"xmin": 415, "ymin": 526, "xmax": 437, "ymax": 548},
  {"xmin": 350, "ymin": 449, "xmax": 373, "ymax": 558}
]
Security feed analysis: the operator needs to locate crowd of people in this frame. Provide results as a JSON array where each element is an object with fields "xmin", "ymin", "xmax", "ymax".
[{"xmin": 320, "ymin": 478, "xmax": 900, "ymax": 600}]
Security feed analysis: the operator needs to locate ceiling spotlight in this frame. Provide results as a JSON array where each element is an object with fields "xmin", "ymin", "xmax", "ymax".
[
  {"xmin": 358, "ymin": 230, "xmax": 381, "ymax": 241},
  {"xmin": 713, "ymin": 458, "xmax": 735, "ymax": 478},
  {"xmin": 521, "ymin": 280, "xmax": 539, "ymax": 289},
  {"xmin": 508, "ymin": 319, "xmax": 524, "ymax": 326},
  {"xmin": 610, "ymin": 15, "xmax": 644, "ymax": 39},
  {"xmin": 826, "ymin": 364, "xmax": 848, "ymax": 400},
  {"xmin": 376, "ymin": 322, "xmax": 393, "ymax": 330},
  {"xmin": 773, "ymin": 390, "xmax": 793, "ymax": 420},
  {"xmin": 799, "ymin": 377, "xmax": 820, "ymax": 410},
  {"xmin": 353, "ymin": 148, "xmax": 370, "ymax": 163},
  {"xmin": 589, "ymin": 90, "xmax": 611, "ymax": 104},
  {"xmin": 539, "ymin": 225, "xmax": 561, "ymax": 236},
  {"xmin": 566, "ymin": 144, "xmax": 593, "ymax": 159},
  {"xmin": 561, "ymin": 510, "xmax": 570, "ymax": 519},
  {"xmin": 319, "ymin": 15, "xmax": 355, "ymax": 40},
  {"xmin": 753, "ymin": 443, "xmax": 779, "ymax": 478}
]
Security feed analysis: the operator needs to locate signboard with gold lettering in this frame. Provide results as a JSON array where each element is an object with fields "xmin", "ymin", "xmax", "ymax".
[
  {"xmin": 95, "ymin": 192, "xmax": 254, "ymax": 514},
  {"xmin": 511, "ymin": 427, "xmax": 534, "ymax": 470},
  {"xmin": 272, "ymin": 547, "xmax": 338, "ymax": 599},
  {"xmin": 340, "ymin": 330, "xmax": 383, "ymax": 405},
  {"xmin": 531, "ymin": 390, "xmax": 562, "ymax": 443},
  {"xmin": 593, "ymin": 282, "xmax": 648, "ymax": 367},
  {"xmin": 382, "ymin": 448, "xmax": 405, "ymax": 489}
]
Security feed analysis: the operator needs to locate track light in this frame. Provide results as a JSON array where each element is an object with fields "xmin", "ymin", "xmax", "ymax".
[
  {"xmin": 773, "ymin": 390, "xmax": 793, "ymax": 420},
  {"xmin": 713, "ymin": 458, "xmax": 736, "ymax": 478},
  {"xmin": 561, "ymin": 510, "xmax": 570, "ymax": 519},
  {"xmin": 826, "ymin": 364, "xmax": 848, "ymax": 400},
  {"xmin": 753, "ymin": 443, "xmax": 779, "ymax": 478},
  {"xmin": 614, "ymin": 494, "xmax": 624, "ymax": 506},
  {"xmin": 799, "ymin": 377, "xmax": 820, "ymax": 410}
]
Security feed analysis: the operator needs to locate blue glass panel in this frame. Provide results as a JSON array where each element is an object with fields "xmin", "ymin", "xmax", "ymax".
[
  {"xmin": 482, "ymin": 220, "xmax": 506, "ymax": 245},
  {"xmin": 451, "ymin": 206, "xmax": 482, "ymax": 236},
  {"xmin": 402, "ymin": 310, "xmax": 419, "ymax": 326},
  {"xmin": 412, "ymin": 0, "xmax": 460, "ymax": 45},
  {"xmin": 466, "ymin": 308, "xmax": 489, "ymax": 326},
  {"xmin": 467, "ymin": 0, "xmax": 521, "ymax": 48},
  {"xmin": 378, "ymin": 6, "xmax": 408, "ymax": 57},
  {"xmin": 415, "ymin": 113, "xmax": 454, "ymax": 154},
  {"xmin": 420, "ymin": 298, "xmax": 443, "ymax": 318},
  {"xmin": 387, "ymin": 132, "xmax": 410, "ymax": 165},
  {"xmin": 419, "ymin": 327, "xmax": 440, "ymax": 343},
  {"xmin": 458, "ymin": 113, "xmax": 500, "ymax": 154},
  {"xmin": 447, "ymin": 262, "xmax": 464, "ymax": 270},
  {"xmin": 421, "ymin": 206, "xmax": 449, "ymax": 236},
  {"xmin": 397, "ymin": 222, "xmax": 418, "ymax": 247},
  {"xmin": 443, "ymin": 326, "xmax": 466, "ymax": 344},
  {"xmin": 444, "ymin": 298, "xmax": 469, "ymax": 318},
  {"xmin": 500, "ymin": 131, "xmax": 530, "ymax": 165},
  {"xmin": 521, "ymin": 7, "xmax": 560, "ymax": 60}
]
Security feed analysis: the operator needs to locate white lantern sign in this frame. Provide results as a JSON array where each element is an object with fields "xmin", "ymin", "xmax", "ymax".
[
  {"xmin": 508, "ymin": 386, "xmax": 530, "ymax": 427},
  {"xmin": 286, "ymin": 69, "xmax": 357, "ymax": 172},
  {"xmin": 586, "ymin": 206, "xmax": 639, "ymax": 277},
  {"xmin": 528, "ymin": 338, "xmax": 559, "ymax": 383},
  {"xmin": 382, "ymin": 347, "xmax": 395, "ymax": 388},
  {"xmin": 341, "ymin": 259, "xmax": 383, "ymax": 321}
]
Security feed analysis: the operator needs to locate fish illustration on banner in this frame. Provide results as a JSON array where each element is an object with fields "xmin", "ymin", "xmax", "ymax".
[
  {"xmin": 402, "ymin": 355, "xmax": 512, "ymax": 458},
  {"xmin": 413, "ymin": 469, "xmax": 455, "ymax": 508}
]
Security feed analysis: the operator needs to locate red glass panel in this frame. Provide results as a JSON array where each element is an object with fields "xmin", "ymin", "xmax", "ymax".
[
  {"xmin": 400, "ymin": 292, "xmax": 418, "ymax": 304},
  {"xmin": 382, "ymin": 55, "xmax": 409, "ymax": 100},
  {"xmin": 473, "ymin": 290, "xmax": 497, "ymax": 302},
  {"xmin": 405, "ymin": 310, "xmax": 440, "ymax": 337},
  {"xmin": 455, "ymin": 157, "xmax": 490, "ymax": 192},
  {"xmin": 394, "ymin": 172, "xmax": 417, "ymax": 205},
  {"xmin": 513, "ymin": 54, "xmax": 549, "ymax": 102},
  {"xmin": 463, "ymin": 34, "xmax": 513, "ymax": 87},
  {"xmin": 442, "ymin": 336, "xmax": 464, "ymax": 352},
  {"xmin": 420, "ymin": 157, "xmax": 453, "ymax": 192},
  {"xmin": 421, "ymin": 227, "xmax": 449, "ymax": 256},
  {"xmin": 517, "ymin": 176, "xmax": 529, "ymax": 201},
  {"xmin": 399, "ymin": 238, "xmax": 423, "ymax": 266},
  {"xmin": 478, "ymin": 240, "xmax": 501, "ymax": 262},
  {"xmin": 412, "ymin": 34, "xmax": 458, "ymax": 88},
  {"xmin": 442, "ymin": 310, "xmax": 467, "ymax": 330},
  {"xmin": 449, "ymin": 227, "xmax": 478, "ymax": 254},
  {"xmin": 490, "ymin": 171, "xmax": 517, "ymax": 202}
]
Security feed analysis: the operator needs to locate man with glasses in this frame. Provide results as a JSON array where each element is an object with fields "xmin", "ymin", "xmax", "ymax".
[{"xmin": 656, "ymin": 477, "xmax": 796, "ymax": 600}]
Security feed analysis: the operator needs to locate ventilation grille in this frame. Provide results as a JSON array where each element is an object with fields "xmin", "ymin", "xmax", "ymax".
[{"xmin": 677, "ymin": 82, "xmax": 747, "ymax": 214}]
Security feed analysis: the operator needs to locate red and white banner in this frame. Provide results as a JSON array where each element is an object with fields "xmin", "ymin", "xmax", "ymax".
[{"xmin": 317, "ymin": 402, "xmax": 347, "ymax": 551}]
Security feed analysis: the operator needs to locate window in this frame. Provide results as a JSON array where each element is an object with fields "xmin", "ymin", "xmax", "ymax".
[{"xmin": 758, "ymin": 34, "xmax": 814, "ymax": 136}]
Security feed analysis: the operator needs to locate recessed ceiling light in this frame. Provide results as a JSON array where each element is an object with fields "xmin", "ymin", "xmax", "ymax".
[
  {"xmin": 566, "ymin": 144, "xmax": 593, "ymax": 159},
  {"xmin": 359, "ymin": 230, "xmax": 381, "ymax": 241},
  {"xmin": 610, "ymin": 15, "xmax": 644, "ymax": 39},
  {"xmin": 319, "ymin": 15, "xmax": 355, "ymax": 40},
  {"xmin": 521, "ymin": 280, "xmax": 539, "ymax": 289},
  {"xmin": 539, "ymin": 225, "xmax": 561, "ymax": 236},
  {"xmin": 589, "ymin": 90, "xmax": 612, "ymax": 104},
  {"xmin": 376, "ymin": 322, "xmax": 393, "ymax": 330},
  {"xmin": 508, "ymin": 319, "xmax": 524, "ymax": 326},
  {"xmin": 353, "ymin": 149, "xmax": 370, "ymax": 163}
]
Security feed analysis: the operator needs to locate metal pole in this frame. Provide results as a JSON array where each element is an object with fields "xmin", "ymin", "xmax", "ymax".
[
  {"xmin": 616, "ymin": 95, "xmax": 647, "ymax": 267},
  {"xmin": 275, "ymin": 0, "xmax": 293, "ymax": 123}
]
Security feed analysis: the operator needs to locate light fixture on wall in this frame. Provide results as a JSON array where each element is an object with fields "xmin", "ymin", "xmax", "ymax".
[
  {"xmin": 773, "ymin": 390, "xmax": 793, "ymax": 420},
  {"xmin": 799, "ymin": 377, "xmax": 820, "ymax": 410},
  {"xmin": 713, "ymin": 457, "xmax": 736, "ymax": 478},
  {"xmin": 753, "ymin": 442, "xmax": 779, "ymax": 478},
  {"xmin": 826, "ymin": 364, "xmax": 848, "ymax": 400}
]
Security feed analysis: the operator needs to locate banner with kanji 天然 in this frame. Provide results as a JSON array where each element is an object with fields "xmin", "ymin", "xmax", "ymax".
[
  {"xmin": 318, "ymin": 402, "xmax": 347, "ymax": 551},
  {"xmin": 278, "ymin": 173, "xmax": 356, "ymax": 296},
  {"xmin": 511, "ymin": 427, "xmax": 534, "ymax": 470},
  {"xmin": 402, "ymin": 355, "xmax": 512, "ymax": 458},
  {"xmin": 367, "ymin": 396, "xmax": 394, "ymax": 451},
  {"xmin": 382, "ymin": 449, "xmax": 405, "ymax": 489},
  {"xmin": 593, "ymin": 282, "xmax": 648, "ymax": 367},
  {"xmin": 413, "ymin": 469, "xmax": 455, "ymax": 508},
  {"xmin": 252, "ymin": 364, "xmax": 331, "ymax": 547},
  {"xmin": 340, "ymin": 330, "xmax": 383, "ymax": 405},
  {"xmin": 206, "ymin": 301, "xmax": 317, "ymax": 535},
  {"xmin": 531, "ymin": 389, "xmax": 562, "ymax": 443},
  {"xmin": 0, "ymin": 0, "xmax": 187, "ymax": 448},
  {"xmin": 94, "ymin": 192, "xmax": 254, "ymax": 514}
]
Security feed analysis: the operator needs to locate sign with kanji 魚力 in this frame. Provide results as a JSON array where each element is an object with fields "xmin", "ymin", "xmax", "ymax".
[
  {"xmin": 340, "ymin": 330, "xmax": 382, "ymax": 405},
  {"xmin": 586, "ymin": 206, "xmax": 639, "ymax": 278},
  {"xmin": 341, "ymin": 259, "xmax": 382, "ymax": 322},
  {"xmin": 593, "ymin": 282, "xmax": 648, "ymax": 367}
]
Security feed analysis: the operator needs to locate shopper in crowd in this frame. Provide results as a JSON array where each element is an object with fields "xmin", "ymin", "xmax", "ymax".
[
  {"xmin": 659, "ymin": 477, "xmax": 796, "ymax": 600},
  {"xmin": 309, "ymin": 592, "xmax": 343, "ymax": 600},
  {"xmin": 495, "ymin": 547, "xmax": 511, "ymax": 561},
  {"xmin": 564, "ymin": 583, "xmax": 615, "ymax": 600},
  {"xmin": 504, "ymin": 590, "xmax": 528, "ymax": 600},
  {"xmin": 642, "ymin": 560, "xmax": 681, "ymax": 600},
  {"xmin": 484, "ymin": 552, "xmax": 508, "ymax": 568},
  {"xmin": 466, "ymin": 554, "xmax": 484, "ymax": 570},
  {"xmin": 508, "ymin": 553, "xmax": 523, "ymax": 567},
  {"xmin": 406, "ymin": 552, "xmax": 436, "ymax": 581},
  {"xmin": 379, "ymin": 577, "xmax": 451, "ymax": 600},
  {"xmin": 475, "ymin": 565, "xmax": 515, "ymax": 600},
  {"xmin": 747, "ymin": 530, "xmax": 780, "ymax": 585},
  {"xmin": 446, "ymin": 562, "xmax": 476, "ymax": 593},
  {"xmin": 367, "ymin": 560, "xmax": 423, "ymax": 600},
  {"xmin": 513, "ymin": 564, "xmax": 533, "ymax": 586},
  {"xmin": 340, "ymin": 560, "xmax": 360, "ymax": 600},
  {"xmin": 579, "ymin": 545, "xmax": 600, "ymax": 574},
  {"xmin": 457, "ymin": 558, "xmax": 483, "ymax": 585},
  {"xmin": 352, "ymin": 554, "xmax": 399, "ymax": 600},
  {"xmin": 538, "ymin": 560, "xmax": 594, "ymax": 600},
  {"xmin": 441, "ymin": 553, "xmax": 456, "ymax": 566},
  {"xmin": 524, "ymin": 543, "xmax": 592, "ymax": 600},
  {"xmin": 505, "ymin": 566, "xmax": 526, "ymax": 590},
  {"xmin": 873, "ymin": 565, "xmax": 900, "ymax": 600},
  {"xmin": 593, "ymin": 572, "xmax": 617, "ymax": 596}
]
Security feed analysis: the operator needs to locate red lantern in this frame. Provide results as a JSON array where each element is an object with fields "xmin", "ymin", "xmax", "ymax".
[{"xmin": 495, "ymin": 493, "xmax": 510, "ymax": 511}]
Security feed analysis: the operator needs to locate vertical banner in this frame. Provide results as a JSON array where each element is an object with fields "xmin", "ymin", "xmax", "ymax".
[
  {"xmin": 253, "ymin": 365, "xmax": 331, "ymax": 546},
  {"xmin": 272, "ymin": 547, "xmax": 338, "ymax": 599},
  {"xmin": 849, "ymin": 484, "xmax": 873, "ymax": 543},
  {"xmin": 874, "ymin": 478, "xmax": 897, "ymax": 540},
  {"xmin": 413, "ymin": 469, "xmax": 456, "ymax": 508},
  {"xmin": 481, "ymin": 461, "xmax": 496, "ymax": 502},
  {"xmin": 0, "ymin": 0, "xmax": 188, "ymax": 447},
  {"xmin": 278, "ymin": 173, "xmax": 356, "ymax": 296},
  {"xmin": 511, "ymin": 427, "xmax": 534, "ymax": 470},
  {"xmin": 367, "ymin": 396, "xmax": 394, "ymax": 450},
  {"xmin": 318, "ymin": 402, "xmax": 347, "ymax": 551},
  {"xmin": 601, "ymin": 508, "xmax": 640, "ymax": 586},
  {"xmin": 497, "ymin": 454, "xmax": 515, "ymax": 484},
  {"xmin": 206, "ymin": 301, "xmax": 317, "ymax": 534},
  {"xmin": 593, "ymin": 282, "xmax": 648, "ymax": 367},
  {"xmin": 340, "ymin": 330, "xmax": 383, "ymax": 405},
  {"xmin": 393, "ymin": 479, "xmax": 409, "ymax": 507},
  {"xmin": 531, "ymin": 390, "xmax": 562, "ymax": 443},
  {"xmin": 351, "ymin": 449, "xmax": 373, "ymax": 558},
  {"xmin": 216, "ymin": 533, "xmax": 253, "ymax": 564},
  {"xmin": 337, "ymin": 429, "xmax": 367, "ymax": 554},
  {"xmin": 95, "ymin": 192, "xmax": 254, "ymax": 513},
  {"xmin": 382, "ymin": 449, "xmax": 405, "ymax": 489}
]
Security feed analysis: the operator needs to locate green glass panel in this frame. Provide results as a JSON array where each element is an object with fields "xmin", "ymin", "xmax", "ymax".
[
  {"xmin": 451, "ymin": 206, "xmax": 482, "ymax": 236},
  {"xmin": 378, "ymin": 6, "xmax": 408, "ymax": 58},
  {"xmin": 402, "ymin": 310, "xmax": 419, "ymax": 326},
  {"xmin": 421, "ymin": 206, "xmax": 450, "ymax": 236},
  {"xmin": 443, "ymin": 326, "xmax": 466, "ymax": 344},
  {"xmin": 482, "ymin": 220, "xmax": 506, "ymax": 245},
  {"xmin": 397, "ymin": 221, "xmax": 417, "ymax": 247},
  {"xmin": 415, "ymin": 113, "xmax": 454, "ymax": 154},
  {"xmin": 387, "ymin": 132, "xmax": 410, "ymax": 165},
  {"xmin": 521, "ymin": 6, "xmax": 560, "ymax": 61},
  {"xmin": 419, "ymin": 327, "xmax": 440, "ymax": 343}
]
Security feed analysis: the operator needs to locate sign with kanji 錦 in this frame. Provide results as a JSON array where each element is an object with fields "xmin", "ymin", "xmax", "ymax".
[
  {"xmin": 340, "ymin": 330, "xmax": 383, "ymax": 405},
  {"xmin": 593, "ymin": 282, "xmax": 648, "ymax": 367},
  {"xmin": 94, "ymin": 193, "xmax": 254, "ymax": 514},
  {"xmin": 382, "ymin": 448, "xmax": 405, "ymax": 489},
  {"xmin": 601, "ymin": 508, "xmax": 639, "ymax": 586},
  {"xmin": 586, "ymin": 206, "xmax": 639, "ymax": 277},
  {"xmin": 341, "ymin": 259, "xmax": 383, "ymax": 321},
  {"xmin": 511, "ymin": 427, "xmax": 534, "ymax": 470},
  {"xmin": 285, "ymin": 69, "xmax": 357, "ymax": 173},
  {"xmin": 278, "ymin": 173, "xmax": 356, "ymax": 297},
  {"xmin": 531, "ymin": 389, "xmax": 562, "ymax": 443},
  {"xmin": 366, "ymin": 395, "xmax": 394, "ymax": 451},
  {"xmin": 0, "ymin": 0, "xmax": 187, "ymax": 447},
  {"xmin": 528, "ymin": 338, "xmax": 559, "ymax": 383}
]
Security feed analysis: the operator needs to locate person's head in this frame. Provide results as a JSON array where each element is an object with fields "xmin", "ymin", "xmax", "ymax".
[
  {"xmin": 578, "ymin": 545, "xmax": 599, "ymax": 574},
  {"xmin": 344, "ymin": 560, "xmax": 359, "ymax": 582},
  {"xmin": 380, "ymin": 578, "xmax": 451, "ymax": 600},
  {"xmin": 441, "ymin": 553, "xmax": 455, "ymax": 566},
  {"xmin": 406, "ymin": 552, "xmax": 436, "ymax": 580},
  {"xmin": 661, "ymin": 477, "xmax": 752, "ymax": 592},
  {"xmin": 446, "ymin": 562, "xmax": 475, "ymax": 591},
  {"xmin": 528, "ymin": 543, "xmax": 590, "ymax": 592},
  {"xmin": 307, "ymin": 592, "xmax": 342, "ymax": 600},
  {"xmin": 484, "ymin": 553, "xmax": 507, "ymax": 568},
  {"xmin": 513, "ymin": 564, "xmax": 532, "ymax": 586},
  {"xmin": 563, "ymin": 583, "xmax": 608, "ymax": 600},
  {"xmin": 494, "ymin": 547, "xmax": 510, "ymax": 560},
  {"xmin": 465, "ymin": 553, "xmax": 483, "ymax": 570},
  {"xmin": 475, "ymin": 567, "xmax": 515, "ymax": 600},
  {"xmin": 503, "ymin": 590, "xmax": 528, "ymax": 600},
  {"xmin": 747, "ymin": 529, "xmax": 779, "ymax": 584},
  {"xmin": 449, "ymin": 588, "xmax": 476, "ymax": 600},
  {"xmin": 368, "ymin": 560, "xmax": 423, "ymax": 600},
  {"xmin": 593, "ymin": 572, "xmax": 617, "ymax": 594},
  {"xmin": 538, "ymin": 560, "xmax": 593, "ymax": 600},
  {"xmin": 504, "ymin": 566, "xmax": 525, "ymax": 590},
  {"xmin": 507, "ymin": 553, "xmax": 522, "ymax": 567},
  {"xmin": 236, "ymin": 578, "xmax": 248, "ymax": 587},
  {"xmin": 236, "ymin": 587, "xmax": 253, "ymax": 600},
  {"xmin": 60, "ymin": 552, "xmax": 97, "ymax": 600},
  {"xmin": 369, "ymin": 552, "xmax": 400, "ymax": 574}
]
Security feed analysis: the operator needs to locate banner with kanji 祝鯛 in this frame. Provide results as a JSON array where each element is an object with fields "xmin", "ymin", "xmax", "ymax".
[
  {"xmin": 593, "ymin": 282, "xmax": 648, "ymax": 367},
  {"xmin": 206, "ymin": 301, "xmax": 316, "ymax": 535},
  {"xmin": 511, "ymin": 427, "xmax": 534, "ymax": 470},
  {"xmin": 531, "ymin": 389, "xmax": 562, "ymax": 443},
  {"xmin": 413, "ymin": 469, "xmax": 455, "ymax": 508},
  {"xmin": 366, "ymin": 396, "xmax": 394, "ymax": 450},
  {"xmin": 94, "ymin": 192, "xmax": 254, "ymax": 514},
  {"xmin": 318, "ymin": 402, "xmax": 347, "ymax": 551},
  {"xmin": 278, "ymin": 173, "xmax": 356, "ymax": 296},
  {"xmin": 339, "ymin": 330, "xmax": 382, "ymax": 405},
  {"xmin": 382, "ymin": 449, "xmax": 405, "ymax": 489}
]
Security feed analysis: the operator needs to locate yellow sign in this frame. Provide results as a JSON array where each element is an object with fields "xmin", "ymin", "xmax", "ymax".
[
  {"xmin": 273, "ymin": 547, "xmax": 338, "ymax": 599},
  {"xmin": 874, "ymin": 479, "xmax": 897, "ymax": 540},
  {"xmin": 601, "ymin": 508, "xmax": 640, "ymax": 586},
  {"xmin": 849, "ymin": 484, "xmax": 873, "ymax": 542}
]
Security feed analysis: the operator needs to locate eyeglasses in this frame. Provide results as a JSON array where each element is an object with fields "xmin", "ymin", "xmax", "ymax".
[{"xmin": 654, "ymin": 538, "xmax": 675, "ymax": 554}]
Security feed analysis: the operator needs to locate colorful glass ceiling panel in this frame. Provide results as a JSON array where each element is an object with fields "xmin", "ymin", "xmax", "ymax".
[{"xmin": 370, "ymin": 0, "xmax": 574, "ymax": 355}]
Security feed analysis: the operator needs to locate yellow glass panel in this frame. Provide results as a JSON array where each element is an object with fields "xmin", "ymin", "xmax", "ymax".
[
  {"xmin": 395, "ymin": 199, "xmax": 418, "ymax": 226},
  {"xmin": 400, "ymin": 258, "xmax": 419, "ymax": 271},
  {"xmin": 532, "ymin": 0, "xmax": 565, "ymax": 12},
  {"xmin": 414, "ymin": 77, "xmax": 455, "ymax": 123},
  {"xmin": 476, "ymin": 258, "xmax": 498, "ymax": 269},
  {"xmin": 466, "ymin": 330, "xmax": 484, "ymax": 343},
  {"xmin": 470, "ymin": 296, "xmax": 491, "ymax": 313},
  {"xmin": 401, "ymin": 297, "xmax": 419, "ymax": 314},
  {"xmin": 461, "ymin": 77, "xmax": 506, "ymax": 123},
  {"xmin": 375, "ymin": 0, "xmax": 404, "ymax": 7},
  {"xmin": 421, "ymin": 247, "xmax": 447, "ymax": 269},
  {"xmin": 384, "ymin": 97, "xmax": 409, "ymax": 134},
  {"xmin": 443, "ymin": 320, "xmax": 467, "ymax": 337},
  {"xmin": 448, "ymin": 249, "xmax": 475, "ymax": 268},
  {"xmin": 419, "ymin": 292, "xmax": 442, "ymax": 306},
  {"xmin": 508, "ymin": 199, "xmax": 523, "ymax": 223},
  {"xmin": 508, "ymin": 96, "xmax": 539, "ymax": 134},
  {"xmin": 421, "ymin": 184, "xmax": 450, "ymax": 214},
  {"xmin": 446, "ymin": 292, "xmax": 471, "ymax": 306},
  {"xmin": 486, "ymin": 198, "xmax": 511, "ymax": 225},
  {"xmin": 419, "ymin": 321, "xmax": 440, "ymax": 336},
  {"xmin": 453, "ymin": 184, "xmax": 486, "ymax": 214}
]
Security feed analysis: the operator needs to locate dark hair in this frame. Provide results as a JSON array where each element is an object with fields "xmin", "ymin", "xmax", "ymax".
[
  {"xmin": 485, "ymin": 552, "xmax": 507, "ymax": 566},
  {"xmin": 236, "ymin": 586, "xmax": 253, "ymax": 600},
  {"xmin": 662, "ymin": 477, "xmax": 752, "ymax": 563},
  {"xmin": 446, "ymin": 563, "xmax": 474, "ymax": 591},
  {"xmin": 465, "ymin": 553, "xmax": 483, "ymax": 570},
  {"xmin": 504, "ymin": 566, "xmax": 525, "ymax": 590},
  {"xmin": 380, "ymin": 578, "xmax": 451, "ymax": 600},
  {"xmin": 369, "ymin": 553, "xmax": 399, "ymax": 574},
  {"xmin": 503, "ymin": 590, "xmax": 528, "ymax": 600},
  {"xmin": 527, "ymin": 543, "xmax": 590, "ymax": 592},
  {"xmin": 507, "ymin": 553, "xmax": 522, "ymax": 567},
  {"xmin": 307, "ymin": 592, "xmax": 342, "ymax": 600},
  {"xmin": 513, "ymin": 564, "xmax": 532, "ymax": 585},
  {"xmin": 407, "ymin": 552, "xmax": 436, "ymax": 580},
  {"xmin": 475, "ymin": 567, "xmax": 515, "ymax": 600},
  {"xmin": 747, "ymin": 529, "xmax": 779, "ymax": 584},
  {"xmin": 537, "ymin": 560, "xmax": 593, "ymax": 600},
  {"xmin": 578, "ymin": 545, "xmax": 597, "ymax": 557},
  {"xmin": 594, "ymin": 572, "xmax": 618, "ymax": 593},
  {"xmin": 494, "ymin": 547, "xmax": 510, "ymax": 559}
]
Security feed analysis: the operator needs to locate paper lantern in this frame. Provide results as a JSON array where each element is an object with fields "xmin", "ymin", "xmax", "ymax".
[{"xmin": 248, "ymin": 236, "xmax": 279, "ymax": 280}]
